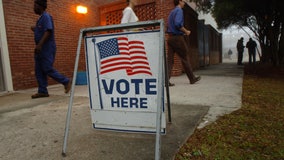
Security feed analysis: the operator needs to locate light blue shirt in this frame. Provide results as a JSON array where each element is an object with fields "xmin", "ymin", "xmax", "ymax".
[{"xmin": 167, "ymin": 6, "xmax": 184, "ymax": 35}]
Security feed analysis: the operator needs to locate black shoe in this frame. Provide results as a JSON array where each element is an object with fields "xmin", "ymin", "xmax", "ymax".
[
  {"xmin": 169, "ymin": 82, "xmax": 175, "ymax": 87},
  {"xmin": 64, "ymin": 80, "xmax": 72, "ymax": 93},
  {"xmin": 190, "ymin": 76, "xmax": 201, "ymax": 84},
  {"xmin": 31, "ymin": 93, "xmax": 49, "ymax": 99}
]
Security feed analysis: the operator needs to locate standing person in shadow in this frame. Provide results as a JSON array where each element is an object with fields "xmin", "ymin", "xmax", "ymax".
[
  {"xmin": 236, "ymin": 37, "xmax": 245, "ymax": 65},
  {"xmin": 246, "ymin": 38, "xmax": 257, "ymax": 64},
  {"xmin": 166, "ymin": 0, "xmax": 201, "ymax": 86},
  {"xmin": 31, "ymin": 0, "xmax": 71, "ymax": 99}
]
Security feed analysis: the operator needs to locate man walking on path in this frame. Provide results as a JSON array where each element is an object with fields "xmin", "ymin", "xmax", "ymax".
[
  {"xmin": 31, "ymin": 0, "xmax": 71, "ymax": 99},
  {"xmin": 166, "ymin": 0, "xmax": 200, "ymax": 86},
  {"xmin": 246, "ymin": 38, "xmax": 257, "ymax": 64}
]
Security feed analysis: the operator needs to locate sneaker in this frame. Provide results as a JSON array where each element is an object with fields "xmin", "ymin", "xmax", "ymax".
[
  {"xmin": 64, "ymin": 80, "xmax": 72, "ymax": 93},
  {"xmin": 31, "ymin": 93, "xmax": 49, "ymax": 99},
  {"xmin": 190, "ymin": 76, "xmax": 201, "ymax": 84}
]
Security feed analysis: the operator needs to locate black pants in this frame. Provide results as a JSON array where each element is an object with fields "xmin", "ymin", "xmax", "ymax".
[
  {"xmin": 167, "ymin": 35, "xmax": 195, "ymax": 83},
  {"xmin": 237, "ymin": 51, "xmax": 243, "ymax": 65},
  {"xmin": 248, "ymin": 52, "xmax": 256, "ymax": 64}
]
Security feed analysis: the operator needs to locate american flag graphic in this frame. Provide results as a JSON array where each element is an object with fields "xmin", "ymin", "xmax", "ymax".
[{"xmin": 97, "ymin": 37, "xmax": 152, "ymax": 76}]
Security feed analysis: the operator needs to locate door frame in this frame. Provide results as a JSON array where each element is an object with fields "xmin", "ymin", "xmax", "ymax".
[{"xmin": 0, "ymin": 0, "xmax": 13, "ymax": 92}]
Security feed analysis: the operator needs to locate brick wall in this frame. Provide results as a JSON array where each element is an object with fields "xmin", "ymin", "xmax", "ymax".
[
  {"xmin": 207, "ymin": 25, "xmax": 222, "ymax": 65},
  {"xmin": 156, "ymin": 0, "xmax": 183, "ymax": 76},
  {"xmin": 99, "ymin": 0, "xmax": 184, "ymax": 77},
  {"xmin": 3, "ymin": 0, "xmax": 218, "ymax": 90},
  {"xmin": 157, "ymin": 1, "xmax": 201, "ymax": 76},
  {"xmin": 3, "ymin": 0, "xmax": 99, "ymax": 90}
]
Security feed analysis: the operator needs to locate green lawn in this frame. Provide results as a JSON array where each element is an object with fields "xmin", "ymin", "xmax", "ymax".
[{"xmin": 175, "ymin": 64, "xmax": 284, "ymax": 160}]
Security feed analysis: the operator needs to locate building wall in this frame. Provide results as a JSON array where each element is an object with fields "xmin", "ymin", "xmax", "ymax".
[
  {"xmin": 99, "ymin": 0, "xmax": 186, "ymax": 76},
  {"xmin": 2, "ymin": 0, "xmax": 221, "ymax": 90},
  {"xmin": 198, "ymin": 21, "xmax": 222, "ymax": 66},
  {"xmin": 183, "ymin": 3, "xmax": 199, "ymax": 69},
  {"xmin": 156, "ymin": 0, "xmax": 183, "ymax": 76},
  {"xmin": 207, "ymin": 25, "xmax": 222, "ymax": 64},
  {"xmin": 2, "ymin": 0, "xmax": 99, "ymax": 90},
  {"xmin": 157, "ymin": 0, "xmax": 200, "ymax": 76}
]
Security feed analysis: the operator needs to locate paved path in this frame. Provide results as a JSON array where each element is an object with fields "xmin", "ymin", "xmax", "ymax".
[
  {"xmin": 0, "ymin": 61, "xmax": 243, "ymax": 160},
  {"xmin": 169, "ymin": 61, "xmax": 244, "ymax": 128}
]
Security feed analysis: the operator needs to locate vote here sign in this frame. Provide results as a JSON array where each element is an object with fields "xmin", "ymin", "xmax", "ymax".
[{"xmin": 85, "ymin": 30, "xmax": 166, "ymax": 133}]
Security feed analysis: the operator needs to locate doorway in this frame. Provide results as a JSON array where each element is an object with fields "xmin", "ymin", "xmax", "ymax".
[{"xmin": 0, "ymin": 48, "xmax": 5, "ymax": 91}]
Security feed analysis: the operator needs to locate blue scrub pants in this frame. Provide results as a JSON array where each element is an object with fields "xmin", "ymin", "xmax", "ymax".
[{"xmin": 34, "ymin": 48, "xmax": 69, "ymax": 94}]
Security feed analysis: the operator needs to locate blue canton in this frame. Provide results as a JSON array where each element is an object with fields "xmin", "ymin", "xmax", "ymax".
[{"xmin": 97, "ymin": 38, "xmax": 120, "ymax": 59}]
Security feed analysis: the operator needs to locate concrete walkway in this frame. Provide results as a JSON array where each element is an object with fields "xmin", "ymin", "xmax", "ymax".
[{"xmin": 0, "ymin": 61, "xmax": 243, "ymax": 160}]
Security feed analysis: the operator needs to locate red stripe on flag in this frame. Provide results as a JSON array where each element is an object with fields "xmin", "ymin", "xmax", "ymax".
[{"xmin": 99, "ymin": 37, "xmax": 152, "ymax": 76}]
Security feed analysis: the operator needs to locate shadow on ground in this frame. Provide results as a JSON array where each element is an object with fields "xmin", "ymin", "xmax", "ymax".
[{"xmin": 0, "ymin": 93, "xmax": 208, "ymax": 160}]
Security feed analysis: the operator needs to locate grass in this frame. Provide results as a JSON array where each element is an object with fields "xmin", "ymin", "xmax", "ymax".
[{"xmin": 174, "ymin": 63, "xmax": 284, "ymax": 160}]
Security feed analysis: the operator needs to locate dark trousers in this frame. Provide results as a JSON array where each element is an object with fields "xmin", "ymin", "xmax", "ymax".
[
  {"xmin": 237, "ymin": 51, "xmax": 243, "ymax": 65},
  {"xmin": 248, "ymin": 52, "xmax": 256, "ymax": 64},
  {"xmin": 167, "ymin": 35, "xmax": 195, "ymax": 83},
  {"xmin": 34, "ymin": 49, "xmax": 69, "ymax": 94}
]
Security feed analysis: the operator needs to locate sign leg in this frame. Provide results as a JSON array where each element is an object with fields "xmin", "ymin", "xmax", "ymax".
[{"xmin": 62, "ymin": 31, "xmax": 83, "ymax": 156}]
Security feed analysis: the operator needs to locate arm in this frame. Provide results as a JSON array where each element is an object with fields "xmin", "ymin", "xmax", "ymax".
[
  {"xmin": 175, "ymin": 9, "xmax": 191, "ymax": 35},
  {"xmin": 34, "ymin": 13, "xmax": 53, "ymax": 54},
  {"xmin": 180, "ymin": 27, "xmax": 191, "ymax": 35},
  {"xmin": 35, "ymin": 30, "xmax": 51, "ymax": 54}
]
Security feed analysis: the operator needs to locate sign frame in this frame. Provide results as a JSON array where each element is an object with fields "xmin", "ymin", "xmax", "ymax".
[
  {"xmin": 85, "ymin": 30, "xmax": 166, "ymax": 133},
  {"xmin": 62, "ymin": 20, "xmax": 168, "ymax": 160}
]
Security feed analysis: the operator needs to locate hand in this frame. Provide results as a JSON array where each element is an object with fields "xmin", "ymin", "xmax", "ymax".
[
  {"xmin": 31, "ymin": 26, "xmax": 35, "ymax": 32},
  {"xmin": 185, "ymin": 30, "xmax": 191, "ymax": 36},
  {"xmin": 34, "ymin": 45, "xmax": 41, "ymax": 54}
]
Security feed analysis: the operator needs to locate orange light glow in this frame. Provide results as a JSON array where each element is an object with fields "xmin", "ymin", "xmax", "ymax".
[{"xmin": 76, "ymin": 5, "xmax": 87, "ymax": 14}]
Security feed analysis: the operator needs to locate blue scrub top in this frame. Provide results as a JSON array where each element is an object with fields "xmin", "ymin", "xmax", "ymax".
[
  {"xmin": 34, "ymin": 12, "xmax": 56, "ymax": 50},
  {"xmin": 166, "ymin": 6, "xmax": 184, "ymax": 35}
]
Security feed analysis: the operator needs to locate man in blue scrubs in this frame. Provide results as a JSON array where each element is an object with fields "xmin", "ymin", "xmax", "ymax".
[{"xmin": 31, "ymin": 0, "xmax": 71, "ymax": 99}]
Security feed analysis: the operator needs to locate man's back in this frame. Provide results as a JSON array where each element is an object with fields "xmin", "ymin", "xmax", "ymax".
[
  {"xmin": 246, "ymin": 40, "xmax": 257, "ymax": 52},
  {"xmin": 237, "ymin": 40, "xmax": 244, "ymax": 52}
]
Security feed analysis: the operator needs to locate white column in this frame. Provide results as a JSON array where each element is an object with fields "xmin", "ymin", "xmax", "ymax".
[{"xmin": 0, "ymin": 0, "xmax": 14, "ymax": 91}]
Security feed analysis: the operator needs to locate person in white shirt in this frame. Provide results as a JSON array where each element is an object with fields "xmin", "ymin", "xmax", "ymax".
[{"xmin": 121, "ymin": 0, "xmax": 138, "ymax": 24}]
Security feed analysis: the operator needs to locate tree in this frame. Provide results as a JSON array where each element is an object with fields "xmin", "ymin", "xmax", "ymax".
[{"xmin": 190, "ymin": 0, "xmax": 284, "ymax": 65}]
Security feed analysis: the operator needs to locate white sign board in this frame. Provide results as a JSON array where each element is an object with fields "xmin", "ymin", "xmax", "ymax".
[{"xmin": 85, "ymin": 30, "xmax": 166, "ymax": 133}]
